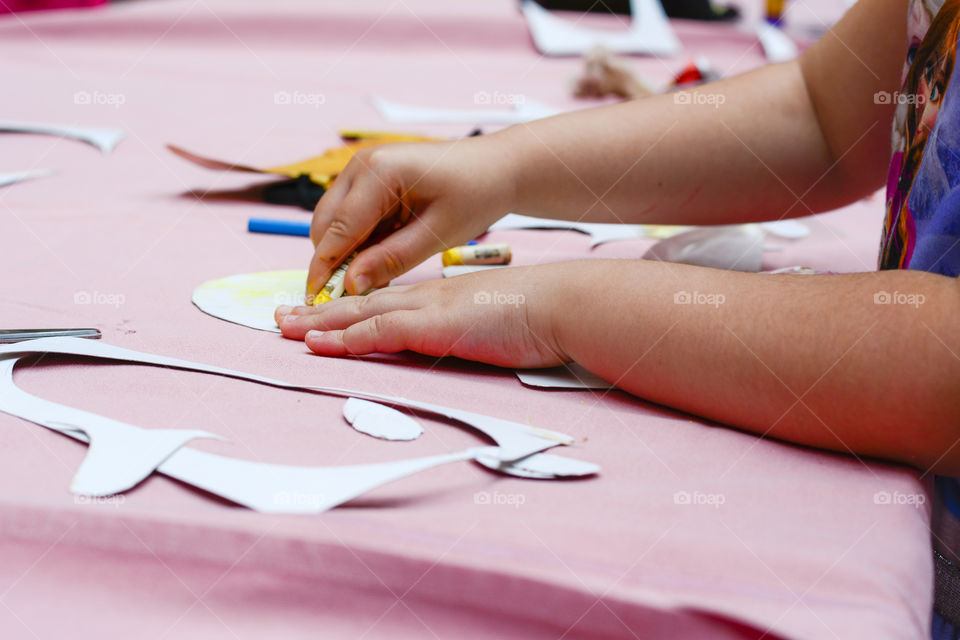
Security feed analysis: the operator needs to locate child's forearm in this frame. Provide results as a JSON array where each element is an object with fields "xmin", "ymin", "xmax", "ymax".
[
  {"xmin": 553, "ymin": 261, "xmax": 960, "ymax": 474},
  {"xmin": 493, "ymin": 0, "xmax": 904, "ymax": 227}
]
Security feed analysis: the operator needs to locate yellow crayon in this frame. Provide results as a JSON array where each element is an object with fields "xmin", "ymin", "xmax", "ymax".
[
  {"xmin": 441, "ymin": 243, "xmax": 512, "ymax": 267},
  {"xmin": 312, "ymin": 252, "xmax": 357, "ymax": 305}
]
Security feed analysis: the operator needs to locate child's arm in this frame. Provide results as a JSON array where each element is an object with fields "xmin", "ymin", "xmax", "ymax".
[
  {"xmin": 277, "ymin": 260, "xmax": 960, "ymax": 475},
  {"xmin": 305, "ymin": 0, "xmax": 905, "ymax": 296}
]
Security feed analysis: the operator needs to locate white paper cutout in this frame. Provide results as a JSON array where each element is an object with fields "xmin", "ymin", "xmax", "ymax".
[
  {"xmin": 755, "ymin": 22, "xmax": 798, "ymax": 63},
  {"xmin": 372, "ymin": 97, "xmax": 559, "ymax": 125},
  {"xmin": 0, "ymin": 121, "xmax": 124, "ymax": 153},
  {"xmin": 643, "ymin": 224, "xmax": 765, "ymax": 272},
  {"xmin": 442, "ymin": 265, "xmax": 511, "ymax": 278},
  {"xmin": 343, "ymin": 398, "xmax": 423, "ymax": 441},
  {"xmin": 516, "ymin": 363, "xmax": 614, "ymax": 391},
  {"xmin": 0, "ymin": 338, "xmax": 596, "ymax": 512},
  {"xmin": 475, "ymin": 451, "xmax": 601, "ymax": 478},
  {"xmin": 761, "ymin": 219, "xmax": 810, "ymax": 239},
  {"xmin": 521, "ymin": 0, "xmax": 681, "ymax": 57},
  {"xmin": 193, "ymin": 270, "xmax": 306, "ymax": 333},
  {"xmin": 488, "ymin": 213, "xmax": 648, "ymax": 247},
  {"xmin": 0, "ymin": 169, "xmax": 53, "ymax": 188},
  {"xmin": 0, "ymin": 357, "xmax": 221, "ymax": 496}
]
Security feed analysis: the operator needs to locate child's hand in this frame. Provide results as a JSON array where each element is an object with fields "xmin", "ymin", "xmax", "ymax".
[
  {"xmin": 307, "ymin": 136, "xmax": 516, "ymax": 299},
  {"xmin": 279, "ymin": 265, "xmax": 574, "ymax": 368}
]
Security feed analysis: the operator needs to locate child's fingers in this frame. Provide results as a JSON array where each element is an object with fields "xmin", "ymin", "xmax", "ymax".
[
  {"xmin": 309, "ymin": 174, "xmax": 351, "ymax": 247},
  {"xmin": 306, "ymin": 177, "xmax": 392, "ymax": 296},
  {"xmin": 304, "ymin": 310, "xmax": 424, "ymax": 356},
  {"xmin": 275, "ymin": 286, "xmax": 421, "ymax": 339},
  {"xmin": 347, "ymin": 216, "xmax": 448, "ymax": 293}
]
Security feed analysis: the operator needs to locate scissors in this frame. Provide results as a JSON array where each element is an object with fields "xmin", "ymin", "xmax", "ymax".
[{"xmin": 0, "ymin": 328, "xmax": 102, "ymax": 344}]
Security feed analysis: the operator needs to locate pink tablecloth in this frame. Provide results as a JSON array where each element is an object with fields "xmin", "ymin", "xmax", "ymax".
[{"xmin": 0, "ymin": 1, "xmax": 932, "ymax": 638}]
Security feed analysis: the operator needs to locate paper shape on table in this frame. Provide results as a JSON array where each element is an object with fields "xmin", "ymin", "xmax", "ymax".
[
  {"xmin": 521, "ymin": 0, "xmax": 681, "ymax": 57},
  {"xmin": 760, "ymin": 219, "xmax": 809, "ymax": 239},
  {"xmin": 372, "ymin": 97, "xmax": 559, "ymax": 125},
  {"xmin": 0, "ymin": 357, "xmax": 221, "ymax": 496},
  {"xmin": 643, "ymin": 224, "xmax": 765, "ymax": 272},
  {"xmin": 169, "ymin": 131, "xmax": 438, "ymax": 189},
  {"xmin": 0, "ymin": 338, "xmax": 597, "ymax": 512},
  {"xmin": 0, "ymin": 121, "xmax": 124, "ymax": 153},
  {"xmin": 755, "ymin": 22, "xmax": 798, "ymax": 63},
  {"xmin": 343, "ymin": 398, "xmax": 423, "ymax": 441},
  {"xmin": 488, "ymin": 213, "xmax": 649, "ymax": 247},
  {"xmin": 442, "ymin": 264, "xmax": 511, "ymax": 278},
  {"xmin": 192, "ymin": 270, "xmax": 306, "ymax": 333},
  {"xmin": 0, "ymin": 169, "xmax": 53, "ymax": 188},
  {"xmin": 475, "ymin": 451, "xmax": 601, "ymax": 479},
  {"xmin": 516, "ymin": 363, "xmax": 614, "ymax": 391}
]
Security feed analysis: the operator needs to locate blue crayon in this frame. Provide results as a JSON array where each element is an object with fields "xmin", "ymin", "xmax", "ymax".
[{"xmin": 248, "ymin": 217, "xmax": 311, "ymax": 237}]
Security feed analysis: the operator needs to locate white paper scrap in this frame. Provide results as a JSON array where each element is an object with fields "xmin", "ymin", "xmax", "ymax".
[
  {"xmin": 0, "ymin": 338, "xmax": 596, "ymax": 513},
  {"xmin": 0, "ymin": 121, "xmax": 124, "ymax": 153},
  {"xmin": 372, "ymin": 97, "xmax": 559, "ymax": 125},
  {"xmin": 516, "ymin": 363, "xmax": 614, "ymax": 390},
  {"xmin": 0, "ymin": 169, "xmax": 53, "ymax": 188},
  {"xmin": 343, "ymin": 398, "xmax": 423, "ymax": 441},
  {"xmin": 521, "ymin": 0, "xmax": 681, "ymax": 57}
]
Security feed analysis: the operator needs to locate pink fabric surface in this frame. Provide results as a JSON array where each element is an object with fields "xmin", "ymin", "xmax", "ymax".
[{"xmin": 0, "ymin": 1, "xmax": 933, "ymax": 638}]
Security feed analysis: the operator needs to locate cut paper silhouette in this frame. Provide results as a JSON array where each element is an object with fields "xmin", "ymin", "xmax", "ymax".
[{"xmin": 0, "ymin": 338, "xmax": 597, "ymax": 513}]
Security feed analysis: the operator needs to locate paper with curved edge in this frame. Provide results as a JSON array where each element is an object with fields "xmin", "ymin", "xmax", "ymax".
[
  {"xmin": 372, "ymin": 97, "xmax": 559, "ymax": 125},
  {"xmin": 516, "ymin": 363, "xmax": 614, "ymax": 391},
  {"xmin": 0, "ymin": 169, "xmax": 53, "ymax": 188},
  {"xmin": 643, "ymin": 224, "xmax": 765, "ymax": 272},
  {"xmin": 761, "ymin": 219, "xmax": 810, "ymax": 239},
  {"xmin": 0, "ymin": 338, "xmax": 576, "ymax": 460},
  {"xmin": 0, "ymin": 358, "xmax": 221, "ymax": 496},
  {"xmin": 521, "ymin": 0, "xmax": 681, "ymax": 57},
  {"xmin": 488, "ymin": 213, "xmax": 648, "ymax": 247},
  {"xmin": 192, "ymin": 270, "xmax": 306, "ymax": 333},
  {"xmin": 0, "ymin": 121, "xmax": 124, "ymax": 153},
  {"xmin": 343, "ymin": 398, "xmax": 423, "ymax": 441},
  {"xmin": 755, "ymin": 22, "xmax": 798, "ymax": 63},
  {"xmin": 475, "ymin": 452, "xmax": 601, "ymax": 479},
  {"xmin": 0, "ymin": 339, "xmax": 594, "ymax": 512}
]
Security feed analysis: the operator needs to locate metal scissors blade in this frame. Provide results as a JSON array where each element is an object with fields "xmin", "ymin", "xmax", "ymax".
[{"xmin": 0, "ymin": 329, "xmax": 102, "ymax": 344}]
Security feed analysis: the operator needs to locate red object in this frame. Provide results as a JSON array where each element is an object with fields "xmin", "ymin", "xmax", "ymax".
[{"xmin": 0, "ymin": 0, "xmax": 106, "ymax": 14}]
